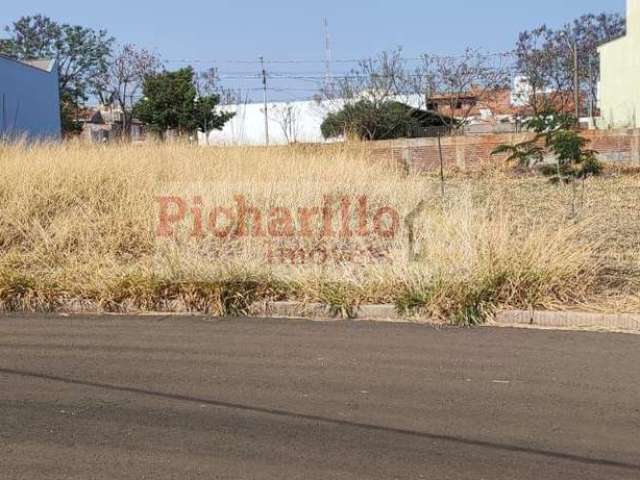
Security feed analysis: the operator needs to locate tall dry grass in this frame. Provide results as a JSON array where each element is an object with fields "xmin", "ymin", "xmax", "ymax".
[{"xmin": 0, "ymin": 140, "xmax": 637, "ymax": 322}]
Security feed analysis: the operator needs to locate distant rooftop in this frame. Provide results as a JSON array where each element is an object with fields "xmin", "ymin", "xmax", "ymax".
[{"xmin": 0, "ymin": 54, "xmax": 56, "ymax": 73}]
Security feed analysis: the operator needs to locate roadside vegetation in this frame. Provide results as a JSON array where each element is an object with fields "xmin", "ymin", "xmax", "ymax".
[
  {"xmin": 492, "ymin": 112, "xmax": 602, "ymax": 181},
  {"xmin": 1, "ymin": 141, "xmax": 639, "ymax": 324}
]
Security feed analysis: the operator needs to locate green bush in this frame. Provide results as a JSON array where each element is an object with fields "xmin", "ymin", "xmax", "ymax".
[{"xmin": 321, "ymin": 100, "xmax": 453, "ymax": 141}]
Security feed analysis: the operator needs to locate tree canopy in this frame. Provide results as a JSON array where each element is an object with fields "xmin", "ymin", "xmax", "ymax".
[
  {"xmin": 515, "ymin": 13, "xmax": 625, "ymax": 115},
  {"xmin": 133, "ymin": 67, "xmax": 234, "ymax": 137},
  {"xmin": 321, "ymin": 100, "xmax": 453, "ymax": 141},
  {"xmin": 93, "ymin": 44, "xmax": 163, "ymax": 137},
  {"xmin": 0, "ymin": 14, "xmax": 114, "ymax": 134}
]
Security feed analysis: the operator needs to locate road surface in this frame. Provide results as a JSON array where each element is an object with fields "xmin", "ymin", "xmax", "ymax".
[{"xmin": 1, "ymin": 314, "xmax": 639, "ymax": 479}]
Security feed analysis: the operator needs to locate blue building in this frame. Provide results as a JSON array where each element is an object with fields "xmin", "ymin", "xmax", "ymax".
[{"xmin": 0, "ymin": 54, "xmax": 61, "ymax": 140}]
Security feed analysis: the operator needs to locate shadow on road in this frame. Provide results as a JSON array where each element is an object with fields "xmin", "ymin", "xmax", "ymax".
[{"xmin": 2, "ymin": 366, "xmax": 639, "ymax": 473}]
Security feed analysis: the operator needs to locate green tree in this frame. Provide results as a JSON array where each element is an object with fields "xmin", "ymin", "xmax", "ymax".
[
  {"xmin": 492, "ymin": 111, "xmax": 601, "ymax": 181},
  {"xmin": 59, "ymin": 91, "xmax": 83, "ymax": 135},
  {"xmin": 133, "ymin": 67, "xmax": 234, "ymax": 138},
  {"xmin": 0, "ymin": 15, "xmax": 114, "ymax": 134},
  {"xmin": 321, "ymin": 100, "xmax": 452, "ymax": 141}
]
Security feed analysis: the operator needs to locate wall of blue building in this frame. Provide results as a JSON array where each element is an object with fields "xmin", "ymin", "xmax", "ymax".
[{"xmin": 0, "ymin": 56, "xmax": 62, "ymax": 141}]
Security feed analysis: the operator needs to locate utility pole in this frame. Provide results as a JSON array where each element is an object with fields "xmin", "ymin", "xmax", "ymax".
[
  {"xmin": 437, "ymin": 133, "xmax": 445, "ymax": 200},
  {"xmin": 588, "ymin": 53, "xmax": 595, "ymax": 127},
  {"xmin": 573, "ymin": 38, "xmax": 580, "ymax": 122},
  {"xmin": 561, "ymin": 31, "xmax": 580, "ymax": 122},
  {"xmin": 260, "ymin": 56, "xmax": 270, "ymax": 146}
]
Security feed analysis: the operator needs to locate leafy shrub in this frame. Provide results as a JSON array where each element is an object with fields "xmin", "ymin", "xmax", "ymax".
[
  {"xmin": 492, "ymin": 110, "xmax": 602, "ymax": 180},
  {"xmin": 321, "ymin": 100, "xmax": 453, "ymax": 141}
]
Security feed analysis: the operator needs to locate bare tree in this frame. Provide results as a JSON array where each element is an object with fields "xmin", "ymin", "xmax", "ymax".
[
  {"xmin": 327, "ymin": 49, "xmax": 406, "ymax": 105},
  {"xmin": 270, "ymin": 102, "xmax": 301, "ymax": 144},
  {"xmin": 319, "ymin": 49, "xmax": 421, "ymax": 140},
  {"xmin": 96, "ymin": 44, "xmax": 162, "ymax": 138},
  {"xmin": 574, "ymin": 13, "xmax": 625, "ymax": 120},
  {"xmin": 515, "ymin": 13, "xmax": 624, "ymax": 118},
  {"xmin": 516, "ymin": 26, "xmax": 578, "ymax": 116},
  {"xmin": 319, "ymin": 48, "xmax": 510, "ymax": 139},
  {"xmin": 412, "ymin": 49, "xmax": 512, "ymax": 130},
  {"xmin": 197, "ymin": 67, "xmax": 241, "ymax": 105}
]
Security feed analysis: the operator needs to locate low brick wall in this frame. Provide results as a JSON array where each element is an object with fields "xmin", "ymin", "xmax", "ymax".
[
  {"xmin": 370, "ymin": 129, "xmax": 640, "ymax": 173},
  {"xmin": 586, "ymin": 129, "xmax": 640, "ymax": 163}
]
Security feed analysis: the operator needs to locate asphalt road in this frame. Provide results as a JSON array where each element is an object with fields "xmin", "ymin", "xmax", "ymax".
[{"xmin": 1, "ymin": 315, "xmax": 639, "ymax": 480}]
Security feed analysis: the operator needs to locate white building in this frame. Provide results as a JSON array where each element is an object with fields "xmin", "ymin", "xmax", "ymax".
[
  {"xmin": 199, "ymin": 88, "xmax": 529, "ymax": 146},
  {"xmin": 0, "ymin": 54, "xmax": 61, "ymax": 140},
  {"xmin": 598, "ymin": 0, "xmax": 640, "ymax": 128},
  {"xmin": 200, "ymin": 98, "xmax": 345, "ymax": 146},
  {"xmin": 200, "ymin": 94, "xmax": 446, "ymax": 146}
]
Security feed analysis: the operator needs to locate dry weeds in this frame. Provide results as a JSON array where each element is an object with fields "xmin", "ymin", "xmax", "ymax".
[{"xmin": 0, "ymin": 140, "xmax": 638, "ymax": 323}]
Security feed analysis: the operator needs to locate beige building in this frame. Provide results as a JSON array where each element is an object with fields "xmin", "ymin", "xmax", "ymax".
[{"xmin": 599, "ymin": 0, "xmax": 640, "ymax": 128}]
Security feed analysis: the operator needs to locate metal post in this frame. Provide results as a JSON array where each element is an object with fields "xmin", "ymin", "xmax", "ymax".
[
  {"xmin": 588, "ymin": 54, "xmax": 595, "ymax": 127},
  {"xmin": 438, "ymin": 134, "xmax": 445, "ymax": 199},
  {"xmin": 561, "ymin": 32, "xmax": 580, "ymax": 122},
  {"xmin": 572, "ymin": 38, "xmax": 580, "ymax": 121},
  {"xmin": 260, "ymin": 56, "xmax": 269, "ymax": 146}
]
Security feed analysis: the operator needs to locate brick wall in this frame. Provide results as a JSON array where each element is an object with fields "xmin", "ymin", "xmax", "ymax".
[
  {"xmin": 585, "ymin": 129, "xmax": 640, "ymax": 163},
  {"xmin": 370, "ymin": 129, "xmax": 640, "ymax": 173}
]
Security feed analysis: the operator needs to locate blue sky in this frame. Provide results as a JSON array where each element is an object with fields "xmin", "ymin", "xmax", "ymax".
[{"xmin": 2, "ymin": 0, "xmax": 626, "ymax": 101}]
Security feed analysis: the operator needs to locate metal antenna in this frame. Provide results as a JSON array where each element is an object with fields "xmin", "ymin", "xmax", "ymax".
[{"xmin": 323, "ymin": 18, "xmax": 332, "ymax": 94}]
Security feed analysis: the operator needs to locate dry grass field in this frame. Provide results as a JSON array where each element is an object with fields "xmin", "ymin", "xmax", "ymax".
[{"xmin": 0, "ymin": 140, "xmax": 639, "ymax": 324}]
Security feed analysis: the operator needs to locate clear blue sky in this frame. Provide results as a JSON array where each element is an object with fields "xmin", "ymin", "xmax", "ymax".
[{"xmin": 2, "ymin": 0, "xmax": 626, "ymax": 101}]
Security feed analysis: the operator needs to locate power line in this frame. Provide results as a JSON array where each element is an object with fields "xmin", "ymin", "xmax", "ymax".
[
  {"xmin": 243, "ymin": 87, "xmax": 321, "ymax": 92},
  {"xmin": 156, "ymin": 50, "xmax": 517, "ymax": 103},
  {"xmin": 163, "ymin": 51, "xmax": 515, "ymax": 66},
  {"xmin": 219, "ymin": 72, "xmax": 517, "ymax": 81}
]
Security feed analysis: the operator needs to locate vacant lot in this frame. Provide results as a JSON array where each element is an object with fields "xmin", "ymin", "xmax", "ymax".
[{"xmin": 0, "ymin": 141, "xmax": 638, "ymax": 323}]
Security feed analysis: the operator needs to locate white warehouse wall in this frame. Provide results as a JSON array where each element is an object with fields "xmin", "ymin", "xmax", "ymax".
[
  {"xmin": 201, "ymin": 99, "xmax": 344, "ymax": 146},
  {"xmin": 200, "ymin": 95, "xmax": 427, "ymax": 146}
]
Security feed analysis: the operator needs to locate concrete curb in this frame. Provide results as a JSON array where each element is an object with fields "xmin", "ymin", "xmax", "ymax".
[
  {"xmin": 249, "ymin": 301, "xmax": 408, "ymax": 323},
  {"xmin": 493, "ymin": 310, "xmax": 640, "ymax": 331},
  {"xmin": 249, "ymin": 302, "xmax": 640, "ymax": 331},
  {"xmin": 6, "ymin": 302, "xmax": 639, "ymax": 332},
  {"xmin": 249, "ymin": 301, "xmax": 335, "ymax": 321}
]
